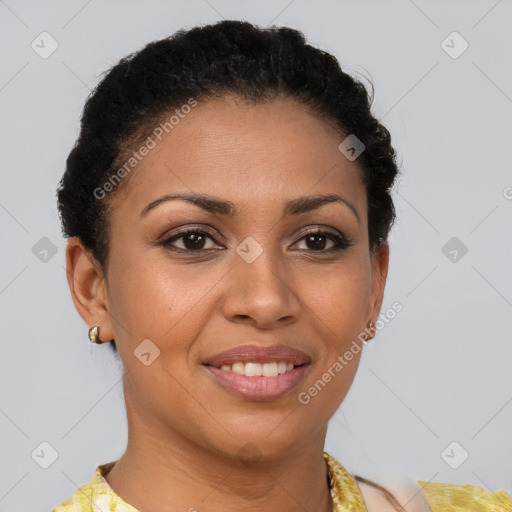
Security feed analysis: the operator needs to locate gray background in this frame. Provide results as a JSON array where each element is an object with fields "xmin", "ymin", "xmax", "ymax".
[{"xmin": 1, "ymin": 0, "xmax": 511, "ymax": 510}]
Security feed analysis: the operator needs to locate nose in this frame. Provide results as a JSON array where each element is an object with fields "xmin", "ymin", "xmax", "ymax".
[{"xmin": 221, "ymin": 246, "xmax": 301, "ymax": 329}]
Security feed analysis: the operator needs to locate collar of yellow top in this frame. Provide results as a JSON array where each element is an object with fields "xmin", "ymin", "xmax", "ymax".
[
  {"xmin": 323, "ymin": 451, "xmax": 368, "ymax": 510},
  {"xmin": 89, "ymin": 452, "xmax": 365, "ymax": 511},
  {"xmin": 86, "ymin": 451, "xmax": 511, "ymax": 512}
]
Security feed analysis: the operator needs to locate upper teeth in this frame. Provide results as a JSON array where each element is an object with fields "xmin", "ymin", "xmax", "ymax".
[{"xmin": 219, "ymin": 361, "xmax": 294, "ymax": 377}]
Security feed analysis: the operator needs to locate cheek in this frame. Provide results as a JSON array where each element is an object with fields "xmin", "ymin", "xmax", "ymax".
[
  {"xmin": 106, "ymin": 249, "xmax": 222, "ymax": 351},
  {"xmin": 297, "ymin": 255, "xmax": 371, "ymax": 333},
  {"xmin": 295, "ymin": 327, "xmax": 362, "ymax": 427},
  {"xmin": 293, "ymin": 255, "xmax": 369, "ymax": 404},
  {"xmin": 106, "ymin": 254, "xmax": 215, "ymax": 407}
]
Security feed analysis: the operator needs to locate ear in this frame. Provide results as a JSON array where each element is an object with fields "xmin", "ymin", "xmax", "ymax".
[
  {"xmin": 65, "ymin": 237, "xmax": 115, "ymax": 343},
  {"xmin": 367, "ymin": 241, "xmax": 390, "ymax": 325}
]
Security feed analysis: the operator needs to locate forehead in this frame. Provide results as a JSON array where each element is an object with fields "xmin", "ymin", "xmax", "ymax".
[{"xmin": 112, "ymin": 96, "xmax": 366, "ymax": 215}]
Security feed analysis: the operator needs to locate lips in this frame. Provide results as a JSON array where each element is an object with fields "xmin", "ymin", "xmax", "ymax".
[
  {"xmin": 203, "ymin": 343, "xmax": 312, "ymax": 401},
  {"xmin": 203, "ymin": 344, "xmax": 311, "ymax": 368}
]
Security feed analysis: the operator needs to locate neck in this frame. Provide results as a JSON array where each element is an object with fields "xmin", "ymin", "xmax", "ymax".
[{"xmin": 105, "ymin": 413, "xmax": 333, "ymax": 512}]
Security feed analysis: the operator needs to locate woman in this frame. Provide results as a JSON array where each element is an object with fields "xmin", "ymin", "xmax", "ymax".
[{"xmin": 53, "ymin": 20, "xmax": 510, "ymax": 512}]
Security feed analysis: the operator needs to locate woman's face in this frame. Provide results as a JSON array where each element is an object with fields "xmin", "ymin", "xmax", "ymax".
[{"xmin": 97, "ymin": 96, "xmax": 388, "ymax": 459}]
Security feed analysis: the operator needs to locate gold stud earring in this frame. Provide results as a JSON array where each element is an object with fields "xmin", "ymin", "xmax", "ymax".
[
  {"xmin": 88, "ymin": 326, "xmax": 101, "ymax": 344},
  {"xmin": 365, "ymin": 321, "xmax": 375, "ymax": 341}
]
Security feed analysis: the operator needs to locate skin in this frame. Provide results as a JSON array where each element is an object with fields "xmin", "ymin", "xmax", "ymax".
[{"xmin": 66, "ymin": 95, "xmax": 389, "ymax": 512}]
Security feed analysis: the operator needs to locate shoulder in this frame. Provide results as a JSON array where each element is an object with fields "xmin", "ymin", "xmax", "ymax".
[
  {"xmin": 324, "ymin": 451, "xmax": 431, "ymax": 511},
  {"xmin": 356, "ymin": 477, "xmax": 431, "ymax": 512},
  {"xmin": 417, "ymin": 479, "xmax": 512, "ymax": 512},
  {"xmin": 325, "ymin": 451, "xmax": 511, "ymax": 512},
  {"xmin": 52, "ymin": 479, "xmax": 95, "ymax": 512},
  {"xmin": 52, "ymin": 462, "xmax": 126, "ymax": 512},
  {"xmin": 358, "ymin": 477, "xmax": 512, "ymax": 512}
]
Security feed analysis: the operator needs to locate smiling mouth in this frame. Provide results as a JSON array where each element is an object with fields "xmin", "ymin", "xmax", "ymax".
[
  {"xmin": 204, "ymin": 362, "xmax": 311, "ymax": 401},
  {"xmin": 202, "ymin": 343, "xmax": 312, "ymax": 400},
  {"xmin": 206, "ymin": 361, "xmax": 308, "ymax": 377}
]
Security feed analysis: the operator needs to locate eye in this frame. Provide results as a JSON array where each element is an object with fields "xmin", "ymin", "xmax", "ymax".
[
  {"xmin": 293, "ymin": 229, "xmax": 352, "ymax": 252},
  {"xmin": 159, "ymin": 229, "xmax": 223, "ymax": 252},
  {"xmin": 157, "ymin": 227, "xmax": 352, "ymax": 254}
]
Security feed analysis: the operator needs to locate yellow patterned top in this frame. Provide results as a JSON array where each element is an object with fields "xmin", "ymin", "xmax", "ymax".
[
  {"xmin": 53, "ymin": 452, "xmax": 512, "ymax": 511},
  {"xmin": 416, "ymin": 479, "xmax": 511, "ymax": 512}
]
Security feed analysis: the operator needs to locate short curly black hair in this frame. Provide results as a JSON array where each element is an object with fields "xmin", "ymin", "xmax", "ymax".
[{"xmin": 57, "ymin": 20, "xmax": 400, "ymax": 352}]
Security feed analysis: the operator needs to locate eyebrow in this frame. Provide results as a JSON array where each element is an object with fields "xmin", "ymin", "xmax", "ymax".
[{"xmin": 140, "ymin": 192, "xmax": 359, "ymax": 223}]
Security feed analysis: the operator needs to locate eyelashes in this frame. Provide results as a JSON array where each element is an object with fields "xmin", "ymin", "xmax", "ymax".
[
  {"xmin": 157, "ymin": 226, "xmax": 353, "ymax": 255},
  {"xmin": 295, "ymin": 230, "xmax": 352, "ymax": 252},
  {"xmin": 159, "ymin": 229, "xmax": 222, "ymax": 252}
]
